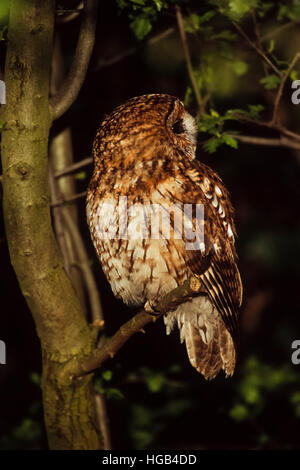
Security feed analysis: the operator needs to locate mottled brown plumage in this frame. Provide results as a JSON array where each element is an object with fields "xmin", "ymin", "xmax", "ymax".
[{"xmin": 87, "ymin": 94, "xmax": 243, "ymax": 380}]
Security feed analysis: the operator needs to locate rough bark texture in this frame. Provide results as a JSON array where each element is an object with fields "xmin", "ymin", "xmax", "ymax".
[{"xmin": 1, "ymin": 0, "xmax": 103, "ymax": 449}]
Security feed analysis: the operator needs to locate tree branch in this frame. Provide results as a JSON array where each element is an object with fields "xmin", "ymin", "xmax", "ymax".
[
  {"xmin": 271, "ymin": 52, "xmax": 300, "ymax": 125},
  {"xmin": 175, "ymin": 5, "xmax": 205, "ymax": 116},
  {"xmin": 231, "ymin": 112, "xmax": 300, "ymax": 143},
  {"xmin": 251, "ymin": 10, "xmax": 268, "ymax": 77},
  {"xmin": 261, "ymin": 21, "xmax": 298, "ymax": 42},
  {"xmin": 95, "ymin": 27, "xmax": 175, "ymax": 71},
  {"xmin": 233, "ymin": 21, "xmax": 283, "ymax": 77},
  {"xmin": 55, "ymin": 157, "xmax": 93, "ymax": 178},
  {"xmin": 62, "ymin": 207, "xmax": 104, "ymax": 322},
  {"xmin": 59, "ymin": 277, "xmax": 203, "ymax": 382},
  {"xmin": 228, "ymin": 133, "xmax": 300, "ymax": 150},
  {"xmin": 50, "ymin": 190, "xmax": 87, "ymax": 207},
  {"xmin": 50, "ymin": 0, "xmax": 98, "ymax": 120},
  {"xmin": 1, "ymin": 0, "xmax": 102, "ymax": 449}
]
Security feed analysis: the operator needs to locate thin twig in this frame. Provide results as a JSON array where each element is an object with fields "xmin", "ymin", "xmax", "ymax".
[
  {"xmin": 261, "ymin": 21, "xmax": 297, "ymax": 42},
  {"xmin": 49, "ymin": 164, "xmax": 74, "ymax": 280},
  {"xmin": 271, "ymin": 52, "xmax": 300, "ymax": 124},
  {"xmin": 95, "ymin": 27, "xmax": 175, "ymax": 71},
  {"xmin": 62, "ymin": 208, "xmax": 104, "ymax": 322},
  {"xmin": 233, "ymin": 21, "xmax": 283, "ymax": 77},
  {"xmin": 55, "ymin": 157, "xmax": 93, "ymax": 178},
  {"xmin": 251, "ymin": 10, "xmax": 268, "ymax": 77},
  {"xmin": 94, "ymin": 394, "xmax": 111, "ymax": 450},
  {"xmin": 50, "ymin": 191, "xmax": 87, "ymax": 207},
  {"xmin": 59, "ymin": 277, "xmax": 204, "ymax": 381},
  {"xmin": 175, "ymin": 5, "xmax": 204, "ymax": 116},
  {"xmin": 231, "ymin": 112, "xmax": 300, "ymax": 143},
  {"xmin": 227, "ymin": 133, "xmax": 300, "ymax": 150},
  {"xmin": 50, "ymin": 0, "xmax": 98, "ymax": 120}
]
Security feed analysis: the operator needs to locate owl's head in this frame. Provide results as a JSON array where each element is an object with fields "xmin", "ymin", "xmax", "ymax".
[{"xmin": 93, "ymin": 94, "xmax": 198, "ymax": 168}]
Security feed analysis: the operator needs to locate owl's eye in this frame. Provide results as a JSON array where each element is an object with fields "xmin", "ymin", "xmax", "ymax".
[{"xmin": 172, "ymin": 119, "xmax": 184, "ymax": 135}]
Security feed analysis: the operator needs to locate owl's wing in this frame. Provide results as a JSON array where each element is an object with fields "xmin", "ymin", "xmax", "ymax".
[{"xmin": 155, "ymin": 160, "xmax": 242, "ymax": 344}]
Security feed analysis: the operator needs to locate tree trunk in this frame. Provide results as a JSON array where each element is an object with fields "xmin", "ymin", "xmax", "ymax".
[{"xmin": 1, "ymin": 0, "xmax": 103, "ymax": 449}]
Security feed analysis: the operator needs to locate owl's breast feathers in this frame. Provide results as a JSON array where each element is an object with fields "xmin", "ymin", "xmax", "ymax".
[{"xmin": 87, "ymin": 154, "xmax": 242, "ymax": 345}]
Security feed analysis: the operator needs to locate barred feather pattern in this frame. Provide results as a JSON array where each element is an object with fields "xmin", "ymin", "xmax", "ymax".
[
  {"xmin": 164, "ymin": 296, "xmax": 236, "ymax": 380},
  {"xmin": 87, "ymin": 94, "xmax": 243, "ymax": 380}
]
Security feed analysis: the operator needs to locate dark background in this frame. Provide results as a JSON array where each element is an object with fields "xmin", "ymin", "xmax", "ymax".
[{"xmin": 0, "ymin": 0, "xmax": 300, "ymax": 449}]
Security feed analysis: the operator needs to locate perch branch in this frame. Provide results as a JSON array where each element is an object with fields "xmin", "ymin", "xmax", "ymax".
[
  {"xmin": 50, "ymin": 0, "xmax": 98, "ymax": 120},
  {"xmin": 59, "ymin": 277, "xmax": 203, "ymax": 382}
]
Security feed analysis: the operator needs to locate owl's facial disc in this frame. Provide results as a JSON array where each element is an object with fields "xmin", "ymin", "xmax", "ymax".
[
  {"xmin": 169, "ymin": 104, "xmax": 198, "ymax": 154},
  {"xmin": 181, "ymin": 111, "xmax": 198, "ymax": 145}
]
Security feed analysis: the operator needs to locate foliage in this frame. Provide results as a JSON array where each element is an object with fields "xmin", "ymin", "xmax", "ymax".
[
  {"xmin": 198, "ymin": 106, "xmax": 264, "ymax": 153},
  {"xmin": 229, "ymin": 357, "xmax": 299, "ymax": 421},
  {"xmin": 116, "ymin": 0, "xmax": 167, "ymax": 40},
  {"xmin": 0, "ymin": 373, "xmax": 45, "ymax": 450}
]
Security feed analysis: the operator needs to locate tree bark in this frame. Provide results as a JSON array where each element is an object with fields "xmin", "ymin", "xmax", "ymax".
[{"xmin": 1, "ymin": 0, "xmax": 103, "ymax": 449}]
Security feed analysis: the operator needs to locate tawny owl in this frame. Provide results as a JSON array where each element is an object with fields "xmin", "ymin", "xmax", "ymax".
[{"xmin": 86, "ymin": 94, "xmax": 243, "ymax": 380}]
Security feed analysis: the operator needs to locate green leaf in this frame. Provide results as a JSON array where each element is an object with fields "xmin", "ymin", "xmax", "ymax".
[
  {"xmin": 210, "ymin": 109, "xmax": 219, "ymax": 118},
  {"xmin": 13, "ymin": 419, "xmax": 41, "ymax": 441},
  {"xmin": 30, "ymin": 372, "xmax": 41, "ymax": 386},
  {"xmin": 0, "ymin": 25, "xmax": 7, "ymax": 41},
  {"xmin": 223, "ymin": 134, "xmax": 238, "ymax": 149},
  {"xmin": 116, "ymin": 0, "xmax": 128, "ymax": 9},
  {"xmin": 184, "ymin": 86, "xmax": 192, "ymax": 107},
  {"xmin": 233, "ymin": 60, "xmax": 248, "ymax": 76},
  {"xmin": 260, "ymin": 74, "xmax": 281, "ymax": 90},
  {"xmin": 152, "ymin": 0, "xmax": 163, "ymax": 11},
  {"xmin": 146, "ymin": 373, "xmax": 164, "ymax": 393},
  {"xmin": 105, "ymin": 388, "xmax": 124, "ymax": 400},
  {"xmin": 278, "ymin": 4, "xmax": 300, "ymax": 21},
  {"xmin": 268, "ymin": 39, "xmax": 275, "ymax": 54},
  {"xmin": 130, "ymin": 15, "xmax": 152, "ymax": 40},
  {"xmin": 131, "ymin": 0, "xmax": 145, "ymax": 6},
  {"xmin": 198, "ymin": 10, "xmax": 216, "ymax": 24},
  {"xmin": 290, "ymin": 392, "xmax": 300, "ymax": 417},
  {"xmin": 75, "ymin": 171, "xmax": 87, "ymax": 180},
  {"xmin": 202, "ymin": 137, "xmax": 221, "ymax": 153},
  {"xmin": 290, "ymin": 69, "xmax": 298, "ymax": 81},
  {"xmin": 247, "ymin": 104, "xmax": 265, "ymax": 118},
  {"xmin": 229, "ymin": 403, "xmax": 249, "ymax": 421},
  {"xmin": 257, "ymin": 2, "xmax": 274, "ymax": 18},
  {"xmin": 212, "ymin": 29, "xmax": 237, "ymax": 41},
  {"xmin": 102, "ymin": 370, "xmax": 113, "ymax": 381},
  {"xmin": 183, "ymin": 11, "xmax": 215, "ymax": 34},
  {"xmin": 224, "ymin": 0, "xmax": 259, "ymax": 21}
]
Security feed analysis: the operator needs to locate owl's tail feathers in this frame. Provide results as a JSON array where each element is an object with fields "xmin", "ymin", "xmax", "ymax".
[{"xmin": 164, "ymin": 298, "xmax": 236, "ymax": 380}]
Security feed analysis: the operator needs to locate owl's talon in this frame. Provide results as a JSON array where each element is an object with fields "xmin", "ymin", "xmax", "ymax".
[{"xmin": 144, "ymin": 300, "xmax": 161, "ymax": 317}]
